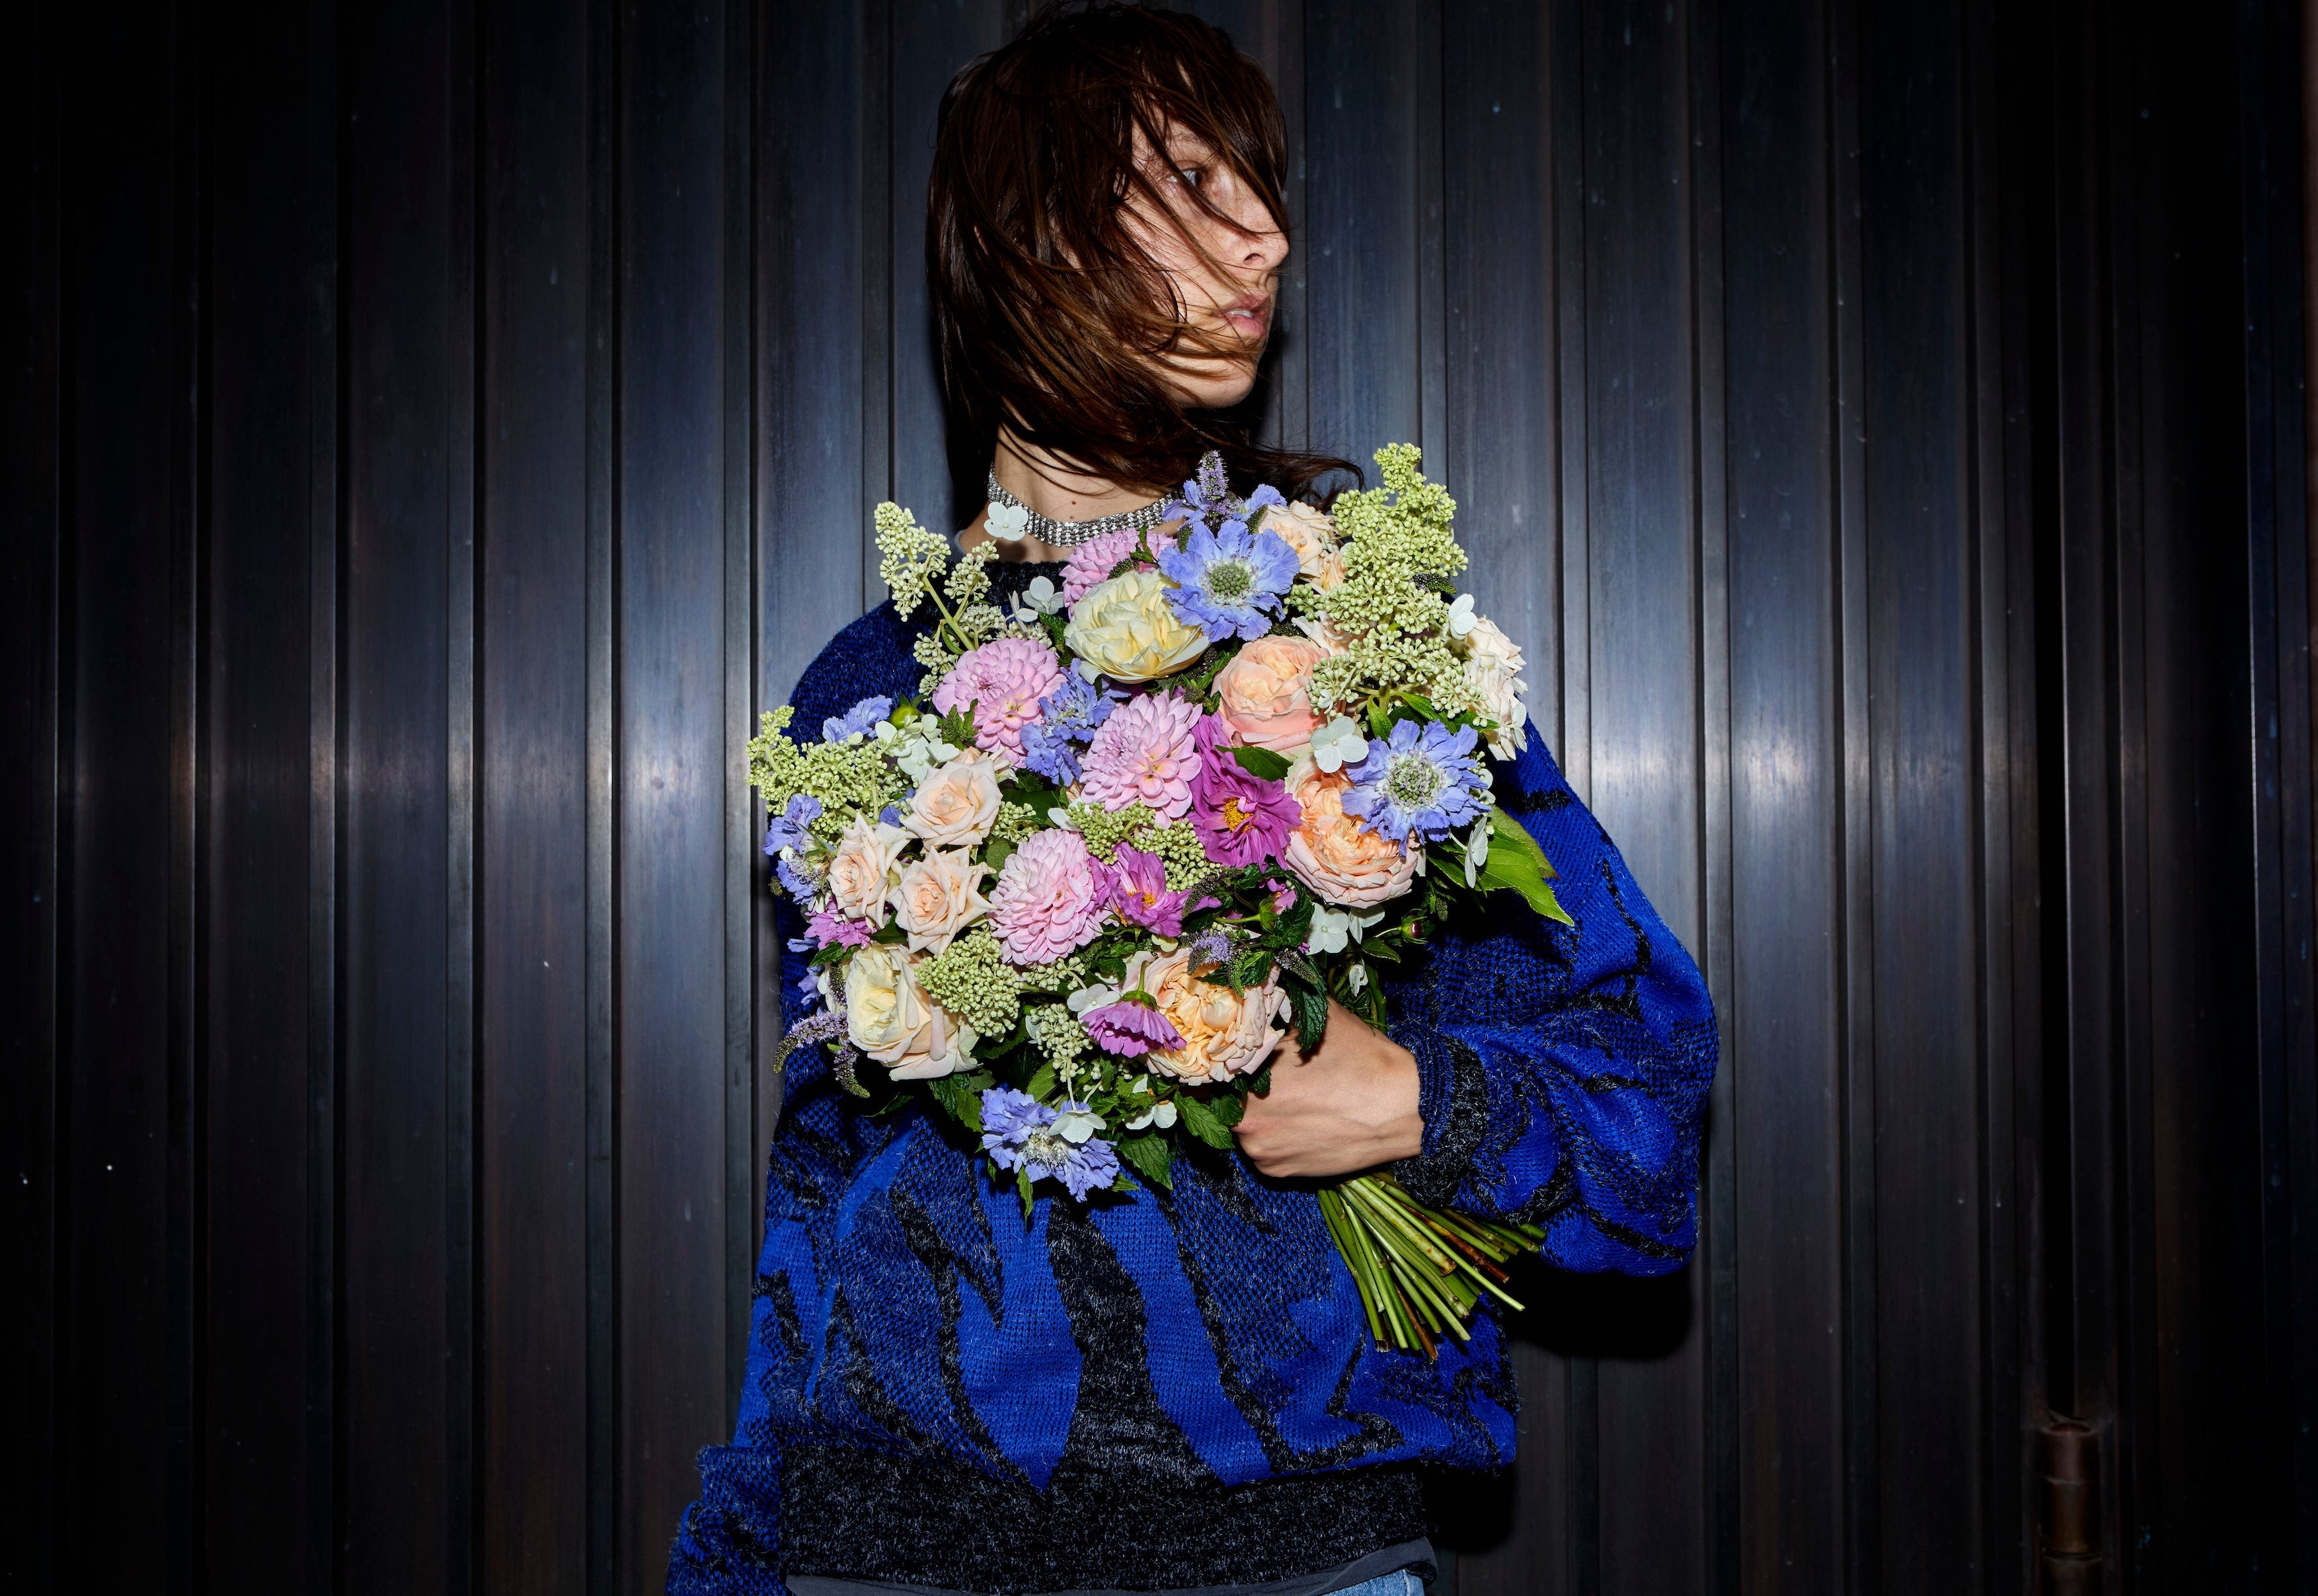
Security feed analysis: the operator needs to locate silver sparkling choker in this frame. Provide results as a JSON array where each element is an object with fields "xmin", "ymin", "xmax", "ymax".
[{"xmin": 984, "ymin": 469, "xmax": 1173, "ymax": 549}]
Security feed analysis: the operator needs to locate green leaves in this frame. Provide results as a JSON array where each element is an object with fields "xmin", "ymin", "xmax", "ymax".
[
  {"xmin": 1290, "ymin": 979, "xmax": 1330, "ymax": 1053},
  {"xmin": 1471, "ymin": 808, "xmax": 1575, "ymax": 925},
  {"xmin": 1116, "ymin": 1132, "xmax": 1174, "ymax": 1191},
  {"xmin": 925, "ymin": 1069, "xmax": 991, "ymax": 1131},
  {"xmin": 1227, "ymin": 745, "xmax": 1292, "ymax": 781},
  {"xmin": 1175, "ymin": 1092, "xmax": 1237, "ymax": 1151}
]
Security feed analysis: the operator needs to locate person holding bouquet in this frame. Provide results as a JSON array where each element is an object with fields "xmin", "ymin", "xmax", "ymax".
[{"xmin": 669, "ymin": 5, "xmax": 1717, "ymax": 1593}]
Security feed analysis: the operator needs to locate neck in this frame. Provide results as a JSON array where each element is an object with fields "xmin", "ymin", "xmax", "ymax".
[{"xmin": 960, "ymin": 431, "xmax": 1162, "ymax": 562}]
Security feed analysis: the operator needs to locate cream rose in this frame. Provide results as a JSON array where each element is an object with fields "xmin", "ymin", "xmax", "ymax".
[
  {"xmin": 844, "ymin": 942, "xmax": 980, "ymax": 1080},
  {"xmin": 1282, "ymin": 756, "xmax": 1425, "ymax": 908},
  {"xmin": 904, "ymin": 752, "xmax": 1002, "ymax": 848},
  {"xmin": 1461, "ymin": 616, "xmax": 1530, "ymax": 760},
  {"xmin": 1265, "ymin": 501, "xmax": 1340, "ymax": 580},
  {"xmin": 826, "ymin": 816, "xmax": 909, "ymax": 925},
  {"xmin": 889, "ymin": 849, "xmax": 989, "ymax": 954},
  {"xmin": 1063, "ymin": 570, "xmax": 1209, "ymax": 681},
  {"xmin": 1213, "ymin": 634, "xmax": 1329, "ymax": 756},
  {"xmin": 1116, "ymin": 946, "xmax": 1287, "ymax": 1086}
]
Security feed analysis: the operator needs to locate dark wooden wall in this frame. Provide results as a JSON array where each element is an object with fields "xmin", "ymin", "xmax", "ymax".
[{"xmin": 5, "ymin": 1, "xmax": 2314, "ymax": 1593}]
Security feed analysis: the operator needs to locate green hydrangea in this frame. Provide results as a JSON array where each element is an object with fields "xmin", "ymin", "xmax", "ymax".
[
  {"xmin": 1294, "ymin": 445, "xmax": 1481, "ymax": 718},
  {"xmin": 916, "ymin": 927, "xmax": 1023, "ymax": 1037},
  {"xmin": 745, "ymin": 706, "xmax": 902, "ymax": 847}
]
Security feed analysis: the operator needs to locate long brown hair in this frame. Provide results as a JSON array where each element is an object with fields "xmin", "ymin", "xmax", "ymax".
[{"xmin": 927, "ymin": 1, "xmax": 1354, "ymax": 506}]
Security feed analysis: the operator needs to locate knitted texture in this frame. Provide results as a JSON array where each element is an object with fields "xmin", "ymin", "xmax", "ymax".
[{"xmin": 667, "ymin": 568, "xmax": 1718, "ymax": 1594}]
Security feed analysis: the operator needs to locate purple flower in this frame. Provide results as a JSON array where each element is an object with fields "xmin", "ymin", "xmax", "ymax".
[
  {"xmin": 1155, "ymin": 519, "xmax": 1301, "ymax": 644},
  {"xmin": 763, "ymin": 793, "xmax": 822, "ymax": 855},
  {"xmin": 1039, "ymin": 673, "xmax": 1118, "ymax": 742},
  {"xmin": 822, "ymin": 695, "xmax": 894, "ymax": 743},
  {"xmin": 1342, "ymin": 719, "xmax": 1491, "ymax": 844},
  {"xmin": 775, "ymin": 854, "xmax": 820, "ymax": 900},
  {"xmin": 1017, "ymin": 720, "xmax": 1081, "ymax": 785},
  {"xmin": 1083, "ymin": 1000, "xmax": 1188, "ymax": 1058},
  {"xmin": 1107, "ymin": 844, "xmax": 1192, "ymax": 936},
  {"xmin": 1186, "ymin": 926, "xmax": 1233, "ymax": 969},
  {"xmin": 805, "ymin": 907, "xmax": 872, "ymax": 948},
  {"xmin": 878, "ymin": 804, "xmax": 904, "ymax": 827},
  {"xmin": 1190, "ymin": 718, "xmax": 1301, "ymax": 867},
  {"xmin": 980, "ymin": 1087, "xmax": 1122, "ymax": 1201}
]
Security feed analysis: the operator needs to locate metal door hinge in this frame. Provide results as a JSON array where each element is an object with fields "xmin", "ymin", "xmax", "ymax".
[{"xmin": 2038, "ymin": 1420, "xmax": 2103, "ymax": 1593}]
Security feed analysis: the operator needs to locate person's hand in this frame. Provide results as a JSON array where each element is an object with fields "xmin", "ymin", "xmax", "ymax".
[{"xmin": 1233, "ymin": 1000, "xmax": 1423, "ymax": 1178}]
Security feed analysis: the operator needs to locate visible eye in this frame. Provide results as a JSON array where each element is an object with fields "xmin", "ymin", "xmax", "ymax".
[{"xmin": 1173, "ymin": 164, "xmax": 1206, "ymax": 190}]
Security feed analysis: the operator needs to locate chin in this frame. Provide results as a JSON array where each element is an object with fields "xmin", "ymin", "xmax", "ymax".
[{"xmin": 1180, "ymin": 361, "xmax": 1262, "ymax": 412}]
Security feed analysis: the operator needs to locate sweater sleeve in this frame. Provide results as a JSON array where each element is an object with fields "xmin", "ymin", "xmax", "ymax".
[
  {"xmin": 1383, "ymin": 730, "xmax": 1717, "ymax": 1277},
  {"xmin": 666, "ymin": 1446, "xmax": 787, "ymax": 1594}
]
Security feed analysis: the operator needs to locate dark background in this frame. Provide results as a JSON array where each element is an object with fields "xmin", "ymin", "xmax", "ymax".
[{"xmin": 5, "ymin": 0, "xmax": 2315, "ymax": 1592}]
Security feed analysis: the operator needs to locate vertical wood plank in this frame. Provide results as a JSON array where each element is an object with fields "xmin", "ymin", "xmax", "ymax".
[
  {"xmin": 338, "ymin": 0, "xmax": 471, "ymax": 1579},
  {"xmin": 617, "ymin": 0, "xmax": 733, "ymax": 1582},
  {"xmin": 889, "ymin": 0, "xmax": 1012, "ymax": 532},
  {"xmin": 1856, "ymin": 1, "xmax": 1986, "ymax": 1587},
  {"xmin": 477, "ymin": 0, "xmax": 592, "ymax": 1585},
  {"xmin": 1574, "ymin": 2, "xmax": 1706, "ymax": 1587},
  {"xmin": 57, "ymin": 1, "xmax": 188, "ymax": 1580},
  {"xmin": 1303, "ymin": 0, "xmax": 1427, "ymax": 463},
  {"xmin": 1719, "ymin": 0, "xmax": 1847, "ymax": 1587},
  {"xmin": 0, "ymin": 1, "xmax": 63, "ymax": 1584},
  {"xmin": 200, "ymin": 0, "xmax": 336, "ymax": 1585}
]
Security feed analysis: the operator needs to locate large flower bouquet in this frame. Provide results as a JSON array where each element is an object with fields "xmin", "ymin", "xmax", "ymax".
[{"xmin": 750, "ymin": 445, "xmax": 1570, "ymax": 1356}]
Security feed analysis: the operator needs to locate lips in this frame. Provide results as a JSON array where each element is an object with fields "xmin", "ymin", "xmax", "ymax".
[{"xmin": 1222, "ymin": 294, "xmax": 1272, "ymax": 340}]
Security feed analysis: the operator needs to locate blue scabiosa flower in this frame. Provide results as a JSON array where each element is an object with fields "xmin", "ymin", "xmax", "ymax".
[
  {"xmin": 980, "ymin": 1086, "xmax": 1121, "ymax": 1201},
  {"xmin": 763, "ymin": 793, "xmax": 823, "ymax": 855},
  {"xmin": 1156, "ymin": 519, "xmax": 1301, "ymax": 643},
  {"xmin": 1342, "ymin": 719, "xmax": 1490, "ymax": 844},
  {"xmin": 774, "ymin": 853, "xmax": 820, "ymax": 901},
  {"xmin": 1038, "ymin": 673, "xmax": 1118, "ymax": 742},
  {"xmin": 822, "ymin": 694, "xmax": 894, "ymax": 743},
  {"xmin": 1017, "ymin": 721, "xmax": 1081, "ymax": 785}
]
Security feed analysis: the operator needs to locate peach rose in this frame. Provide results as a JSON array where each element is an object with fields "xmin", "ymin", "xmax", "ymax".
[
  {"xmin": 1266, "ymin": 501, "xmax": 1340, "ymax": 581},
  {"xmin": 1213, "ymin": 635, "xmax": 1329, "ymax": 756},
  {"xmin": 826, "ymin": 816, "xmax": 909, "ymax": 925},
  {"xmin": 844, "ymin": 943, "xmax": 980, "ymax": 1080},
  {"xmin": 889, "ymin": 849, "xmax": 989, "ymax": 954},
  {"xmin": 1120, "ymin": 946, "xmax": 1288, "ymax": 1086},
  {"xmin": 1282, "ymin": 756, "xmax": 1425, "ymax": 908},
  {"xmin": 904, "ymin": 753, "xmax": 1001, "ymax": 849}
]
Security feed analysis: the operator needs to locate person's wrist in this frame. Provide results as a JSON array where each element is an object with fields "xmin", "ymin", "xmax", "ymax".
[{"xmin": 1366, "ymin": 1029, "xmax": 1424, "ymax": 1161}]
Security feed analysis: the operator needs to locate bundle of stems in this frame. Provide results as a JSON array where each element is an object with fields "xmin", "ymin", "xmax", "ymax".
[{"xmin": 1316, "ymin": 1174, "xmax": 1545, "ymax": 1357}]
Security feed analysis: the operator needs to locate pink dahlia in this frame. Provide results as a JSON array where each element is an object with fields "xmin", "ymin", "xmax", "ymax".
[
  {"xmin": 1191, "ymin": 722, "xmax": 1301, "ymax": 867},
  {"xmin": 987, "ymin": 831, "xmax": 1111, "ymax": 965},
  {"xmin": 1078, "ymin": 690, "xmax": 1204, "ymax": 819},
  {"xmin": 1060, "ymin": 525, "xmax": 1151, "ymax": 604},
  {"xmin": 932, "ymin": 637, "xmax": 1066, "ymax": 766}
]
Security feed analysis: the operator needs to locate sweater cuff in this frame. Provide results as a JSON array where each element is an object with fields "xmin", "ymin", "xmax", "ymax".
[
  {"xmin": 668, "ymin": 1445, "xmax": 787, "ymax": 1595},
  {"xmin": 1387, "ymin": 1022, "xmax": 1487, "ymax": 1209}
]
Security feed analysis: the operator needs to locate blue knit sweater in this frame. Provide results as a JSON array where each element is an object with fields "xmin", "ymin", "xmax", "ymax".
[{"xmin": 669, "ymin": 568, "xmax": 1717, "ymax": 1595}]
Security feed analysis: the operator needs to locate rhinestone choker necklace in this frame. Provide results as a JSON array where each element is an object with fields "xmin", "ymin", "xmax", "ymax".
[{"xmin": 984, "ymin": 468, "xmax": 1173, "ymax": 549}]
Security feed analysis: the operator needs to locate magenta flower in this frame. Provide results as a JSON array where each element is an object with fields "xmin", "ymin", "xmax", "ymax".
[
  {"xmin": 1108, "ymin": 843, "xmax": 1192, "ymax": 937},
  {"xmin": 1078, "ymin": 690, "xmax": 1204, "ymax": 820},
  {"xmin": 987, "ymin": 830, "xmax": 1112, "ymax": 965},
  {"xmin": 931, "ymin": 636, "xmax": 1066, "ymax": 765},
  {"xmin": 1083, "ymin": 999, "xmax": 1187, "ymax": 1057},
  {"xmin": 806, "ymin": 907, "xmax": 873, "ymax": 948},
  {"xmin": 1264, "ymin": 876, "xmax": 1299, "ymax": 913},
  {"xmin": 1190, "ymin": 719, "xmax": 1301, "ymax": 867},
  {"xmin": 1060, "ymin": 525, "xmax": 1150, "ymax": 604}
]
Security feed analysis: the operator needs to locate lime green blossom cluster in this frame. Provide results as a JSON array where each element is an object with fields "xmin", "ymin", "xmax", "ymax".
[
  {"xmin": 1292, "ymin": 445, "xmax": 1481, "ymax": 718},
  {"xmin": 1063, "ymin": 801, "xmax": 1155, "ymax": 859},
  {"xmin": 1024, "ymin": 1000, "xmax": 1095, "ymax": 1084},
  {"xmin": 876, "ymin": 502, "xmax": 950, "ymax": 621},
  {"xmin": 915, "ymin": 927, "xmax": 1023, "ymax": 1037},
  {"xmin": 876, "ymin": 502, "xmax": 1006, "ymax": 694},
  {"xmin": 991, "ymin": 801, "xmax": 1043, "ymax": 844},
  {"xmin": 745, "ymin": 706, "xmax": 902, "ymax": 848},
  {"xmin": 1138, "ymin": 821, "xmax": 1221, "ymax": 892}
]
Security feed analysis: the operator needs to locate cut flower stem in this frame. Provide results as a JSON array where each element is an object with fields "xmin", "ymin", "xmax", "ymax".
[{"xmin": 1323, "ymin": 1173, "xmax": 1547, "ymax": 1357}]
